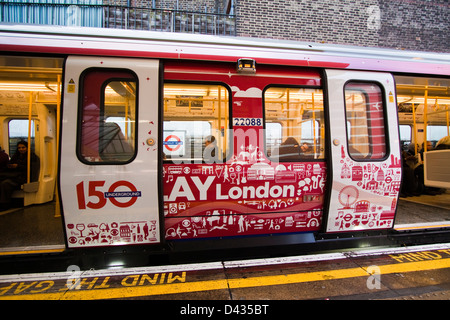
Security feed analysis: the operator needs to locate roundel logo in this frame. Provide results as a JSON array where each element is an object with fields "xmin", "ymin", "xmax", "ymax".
[
  {"xmin": 164, "ymin": 134, "xmax": 183, "ymax": 152},
  {"xmin": 76, "ymin": 180, "xmax": 141, "ymax": 210}
]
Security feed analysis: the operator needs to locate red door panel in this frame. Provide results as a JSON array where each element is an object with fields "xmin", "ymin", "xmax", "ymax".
[{"xmin": 163, "ymin": 61, "xmax": 326, "ymax": 240}]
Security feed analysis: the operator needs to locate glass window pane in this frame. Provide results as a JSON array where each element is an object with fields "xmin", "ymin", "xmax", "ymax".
[
  {"xmin": 8, "ymin": 119, "xmax": 35, "ymax": 156},
  {"xmin": 396, "ymin": 75, "xmax": 450, "ymax": 150},
  {"xmin": 265, "ymin": 87, "xmax": 324, "ymax": 161},
  {"xmin": 344, "ymin": 82, "xmax": 387, "ymax": 160},
  {"xmin": 163, "ymin": 83, "xmax": 230, "ymax": 163},
  {"xmin": 427, "ymin": 125, "xmax": 448, "ymax": 142},
  {"xmin": 79, "ymin": 70, "xmax": 137, "ymax": 163},
  {"xmin": 399, "ymin": 125, "xmax": 411, "ymax": 150}
]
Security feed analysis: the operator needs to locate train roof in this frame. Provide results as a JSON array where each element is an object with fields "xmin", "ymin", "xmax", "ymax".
[{"xmin": 0, "ymin": 24, "xmax": 449, "ymax": 76}]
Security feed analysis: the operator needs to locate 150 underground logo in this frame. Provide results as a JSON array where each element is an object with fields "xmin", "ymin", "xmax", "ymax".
[{"xmin": 76, "ymin": 180, "xmax": 141, "ymax": 209}]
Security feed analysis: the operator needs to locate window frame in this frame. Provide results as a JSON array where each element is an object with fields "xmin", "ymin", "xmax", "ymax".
[
  {"xmin": 399, "ymin": 124, "xmax": 412, "ymax": 150},
  {"xmin": 8, "ymin": 118, "xmax": 36, "ymax": 156},
  {"xmin": 343, "ymin": 80, "xmax": 390, "ymax": 162},
  {"xmin": 162, "ymin": 80, "xmax": 233, "ymax": 164},
  {"xmin": 263, "ymin": 84, "xmax": 325, "ymax": 162},
  {"xmin": 76, "ymin": 67, "xmax": 139, "ymax": 165},
  {"xmin": 427, "ymin": 125, "xmax": 449, "ymax": 143}
]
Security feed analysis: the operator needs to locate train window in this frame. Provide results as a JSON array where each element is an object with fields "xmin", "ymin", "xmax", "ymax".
[
  {"xmin": 396, "ymin": 75, "xmax": 450, "ymax": 151},
  {"xmin": 163, "ymin": 83, "xmax": 231, "ymax": 163},
  {"xmin": 79, "ymin": 69, "xmax": 137, "ymax": 164},
  {"xmin": 264, "ymin": 87, "xmax": 324, "ymax": 161},
  {"xmin": 8, "ymin": 119, "xmax": 35, "ymax": 156},
  {"xmin": 399, "ymin": 125, "xmax": 412, "ymax": 150},
  {"xmin": 344, "ymin": 82, "xmax": 387, "ymax": 160},
  {"xmin": 427, "ymin": 126, "xmax": 449, "ymax": 143}
]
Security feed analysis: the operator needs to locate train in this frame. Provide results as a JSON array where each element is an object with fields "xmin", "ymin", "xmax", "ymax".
[{"xmin": 0, "ymin": 24, "xmax": 449, "ymax": 268}]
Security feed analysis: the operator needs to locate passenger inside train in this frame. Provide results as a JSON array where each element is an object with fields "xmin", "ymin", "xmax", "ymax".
[
  {"xmin": 203, "ymin": 135, "xmax": 218, "ymax": 163},
  {"xmin": 275, "ymin": 137, "xmax": 300, "ymax": 161},
  {"xmin": 0, "ymin": 146, "xmax": 8, "ymax": 171},
  {"xmin": 0, "ymin": 140, "xmax": 39, "ymax": 211},
  {"xmin": 272, "ymin": 137, "xmax": 314, "ymax": 161},
  {"xmin": 435, "ymin": 136, "xmax": 450, "ymax": 150}
]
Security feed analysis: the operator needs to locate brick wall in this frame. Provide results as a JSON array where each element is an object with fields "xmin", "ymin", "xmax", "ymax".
[
  {"xmin": 235, "ymin": 0, "xmax": 449, "ymax": 52},
  {"xmin": 236, "ymin": 0, "xmax": 380, "ymax": 47},
  {"xmin": 378, "ymin": 0, "xmax": 449, "ymax": 52}
]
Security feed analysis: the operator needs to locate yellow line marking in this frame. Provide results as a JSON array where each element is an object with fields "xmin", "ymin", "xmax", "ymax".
[
  {"xmin": 394, "ymin": 224, "xmax": 450, "ymax": 231},
  {"xmin": 0, "ymin": 279, "xmax": 230, "ymax": 300},
  {"xmin": 228, "ymin": 258, "xmax": 449, "ymax": 288},
  {"xmin": 2, "ymin": 258, "xmax": 449, "ymax": 300},
  {"xmin": 0, "ymin": 248, "xmax": 65, "ymax": 256}
]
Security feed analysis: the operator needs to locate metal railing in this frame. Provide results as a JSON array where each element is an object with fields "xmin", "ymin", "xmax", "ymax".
[
  {"xmin": 105, "ymin": 6, "xmax": 236, "ymax": 35},
  {"xmin": 0, "ymin": 1, "xmax": 236, "ymax": 36}
]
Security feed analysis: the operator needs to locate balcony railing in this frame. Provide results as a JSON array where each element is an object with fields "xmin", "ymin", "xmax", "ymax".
[{"xmin": 0, "ymin": 1, "xmax": 236, "ymax": 36}]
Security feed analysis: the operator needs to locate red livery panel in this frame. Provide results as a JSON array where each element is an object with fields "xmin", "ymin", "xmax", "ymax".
[{"xmin": 163, "ymin": 162, "xmax": 326, "ymax": 239}]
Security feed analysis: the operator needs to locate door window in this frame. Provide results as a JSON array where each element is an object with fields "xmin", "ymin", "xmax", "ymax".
[
  {"xmin": 344, "ymin": 82, "xmax": 387, "ymax": 160},
  {"xmin": 78, "ymin": 69, "xmax": 137, "ymax": 164}
]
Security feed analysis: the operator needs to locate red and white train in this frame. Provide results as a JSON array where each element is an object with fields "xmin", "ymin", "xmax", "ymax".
[{"xmin": 0, "ymin": 25, "xmax": 448, "ymax": 255}]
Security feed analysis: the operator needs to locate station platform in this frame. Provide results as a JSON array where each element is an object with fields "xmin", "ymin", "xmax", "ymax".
[{"xmin": 0, "ymin": 242, "xmax": 449, "ymax": 303}]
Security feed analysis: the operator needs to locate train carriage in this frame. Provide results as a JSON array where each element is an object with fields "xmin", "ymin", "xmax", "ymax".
[{"xmin": 0, "ymin": 25, "xmax": 448, "ymax": 260}]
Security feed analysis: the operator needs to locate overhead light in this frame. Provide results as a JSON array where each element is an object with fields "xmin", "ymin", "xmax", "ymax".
[{"xmin": 0, "ymin": 81, "xmax": 59, "ymax": 92}]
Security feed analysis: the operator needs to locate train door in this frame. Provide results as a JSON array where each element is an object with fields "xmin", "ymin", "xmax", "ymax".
[
  {"xmin": 324, "ymin": 70, "xmax": 402, "ymax": 232},
  {"xmin": 60, "ymin": 56, "xmax": 161, "ymax": 248},
  {"xmin": 163, "ymin": 61, "xmax": 326, "ymax": 240},
  {"xmin": 0, "ymin": 55, "xmax": 62, "ymax": 250}
]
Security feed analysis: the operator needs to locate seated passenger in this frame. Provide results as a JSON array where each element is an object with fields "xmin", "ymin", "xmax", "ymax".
[
  {"xmin": 0, "ymin": 141, "xmax": 39, "ymax": 211},
  {"xmin": 399, "ymin": 148, "xmax": 420, "ymax": 197},
  {"xmin": 434, "ymin": 136, "xmax": 450, "ymax": 150},
  {"xmin": 403, "ymin": 143, "xmax": 419, "ymax": 168},
  {"xmin": 419, "ymin": 141, "xmax": 433, "ymax": 161},
  {"xmin": 0, "ymin": 146, "xmax": 9, "ymax": 172},
  {"xmin": 277, "ymin": 137, "xmax": 301, "ymax": 161},
  {"xmin": 300, "ymin": 142, "xmax": 314, "ymax": 158},
  {"xmin": 203, "ymin": 135, "xmax": 218, "ymax": 164}
]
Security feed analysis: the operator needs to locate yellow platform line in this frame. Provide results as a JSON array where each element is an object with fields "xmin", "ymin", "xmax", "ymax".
[
  {"xmin": 2, "ymin": 258, "xmax": 450, "ymax": 300},
  {"xmin": 0, "ymin": 248, "xmax": 65, "ymax": 256},
  {"xmin": 394, "ymin": 223, "xmax": 450, "ymax": 231}
]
